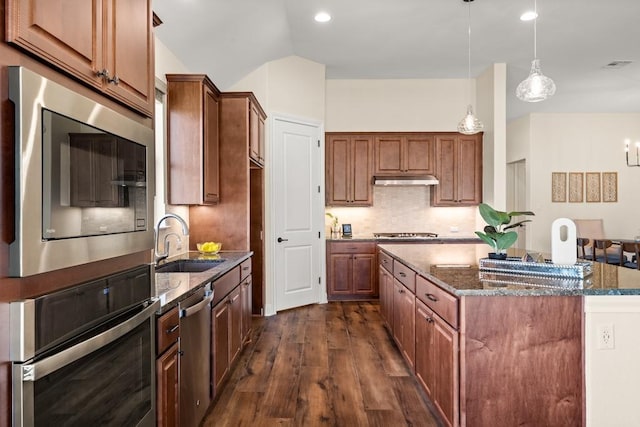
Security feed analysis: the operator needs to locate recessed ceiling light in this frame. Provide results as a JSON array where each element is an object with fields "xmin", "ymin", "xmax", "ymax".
[
  {"xmin": 520, "ymin": 11, "xmax": 538, "ymax": 21},
  {"xmin": 314, "ymin": 12, "xmax": 331, "ymax": 23}
]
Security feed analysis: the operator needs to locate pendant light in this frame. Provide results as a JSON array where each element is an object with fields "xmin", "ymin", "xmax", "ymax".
[
  {"xmin": 516, "ymin": 0, "xmax": 556, "ymax": 102},
  {"xmin": 457, "ymin": 0, "xmax": 483, "ymax": 135}
]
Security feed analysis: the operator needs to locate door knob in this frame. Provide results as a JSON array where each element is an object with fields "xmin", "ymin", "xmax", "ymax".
[{"xmin": 277, "ymin": 237, "xmax": 288, "ymax": 243}]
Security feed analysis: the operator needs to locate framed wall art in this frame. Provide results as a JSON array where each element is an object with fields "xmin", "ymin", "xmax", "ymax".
[
  {"xmin": 602, "ymin": 172, "xmax": 618, "ymax": 202},
  {"xmin": 551, "ymin": 172, "xmax": 567, "ymax": 202},
  {"xmin": 568, "ymin": 172, "xmax": 583, "ymax": 203},
  {"xmin": 585, "ymin": 172, "xmax": 601, "ymax": 203}
]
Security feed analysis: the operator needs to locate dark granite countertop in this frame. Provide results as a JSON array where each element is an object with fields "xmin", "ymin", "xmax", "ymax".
[
  {"xmin": 153, "ymin": 250, "xmax": 252, "ymax": 312},
  {"xmin": 327, "ymin": 234, "xmax": 482, "ymax": 244},
  {"xmin": 378, "ymin": 243, "xmax": 640, "ymax": 296}
]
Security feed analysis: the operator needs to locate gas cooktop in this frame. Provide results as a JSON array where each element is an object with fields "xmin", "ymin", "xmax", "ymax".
[{"xmin": 373, "ymin": 232, "xmax": 439, "ymax": 239}]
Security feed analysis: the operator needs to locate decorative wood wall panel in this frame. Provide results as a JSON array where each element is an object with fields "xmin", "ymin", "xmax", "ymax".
[
  {"xmin": 569, "ymin": 173, "xmax": 583, "ymax": 203},
  {"xmin": 551, "ymin": 172, "xmax": 566, "ymax": 202}
]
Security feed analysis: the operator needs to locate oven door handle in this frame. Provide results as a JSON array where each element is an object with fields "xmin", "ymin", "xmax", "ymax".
[{"xmin": 18, "ymin": 299, "xmax": 160, "ymax": 382}]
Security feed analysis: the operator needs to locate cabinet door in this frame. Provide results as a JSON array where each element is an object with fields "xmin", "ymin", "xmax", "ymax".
[
  {"xmin": 102, "ymin": 0, "xmax": 154, "ymax": 116},
  {"xmin": 6, "ymin": 0, "xmax": 104, "ymax": 90},
  {"xmin": 258, "ymin": 113, "xmax": 266, "ymax": 164},
  {"xmin": 432, "ymin": 135, "xmax": 457, "ymax": 205},
  {"xmin": 393, "ymin": 280, "xmax": 415, "ymax": 368},
  {"xmin": 328, "ymin": 254, "xmax": 353, "ymax": 295},
  {"xmin": 156, "ymin": 342, "xmax": 179, "ymax": 427},
  {"xmin": 241, "ymin": 276, "xmax": 253, "ymax": 342},
  {"xmin": 374, "ymin": 135, "xmax": 403, "ymax": 174},
  {"xmin": 229, "ymin": 287, "xmax": 243, "ymax": 364},
  {"xmin": 326, "ymin": 135, "xmax": 350, "ymax": 205},
  {"xmin": 203, "ymin": 85, "xmax": 220, "ymax": 203},
  {"xmin": 212, "ymin": 300, "xmax": 230, "ymax": 392},
  {"xmin": 432, "ymin": 134, "xmax": 482, "ymax": 206},
  {"xmin": 433, "ymin": 314, "xmax": 459, "ymax": 427},
  {"xmin": 351, "ymin": 136, "xmax": 373, "ymax": 205},
  {"xmin": 378, "ymin": 265, "xmax": 393, "ymax": 328},
  {"xmin": 456, "ymin": 135, "xmax": 482, "ymax": 205},
  {"xmin": 415, "ymin": 300, "xmax": 435, "ymax": 398},
  {"xmin": 405, "ymin": 135, "xmax": 434, "ymax": 174},
  {"xmin": 249, "ymin": 101, "xmax": 265, "ymax": 165},
  {"xmin": 353, "ymin": 254, "xmax": 376, "ymax": 295}
]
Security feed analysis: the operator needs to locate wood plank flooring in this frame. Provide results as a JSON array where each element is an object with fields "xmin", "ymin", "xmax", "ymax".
[{"xmin": 203, "ymin": 301, "xmax": 442, "ymax": 426}]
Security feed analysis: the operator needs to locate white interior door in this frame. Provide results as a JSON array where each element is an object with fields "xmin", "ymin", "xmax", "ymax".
[{"xmin": 272, "ymin": 116, "xmax": 323, "ymax": 312}]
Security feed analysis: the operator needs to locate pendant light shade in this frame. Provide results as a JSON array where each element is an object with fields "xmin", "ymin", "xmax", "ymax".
[
  {"xmin": 458, "ymin": 0, "xmax": 483, "ymax": 135},
  {"xmin": 458, "ymin": 104, "xmax": 483, "ymax": 135},
  {"xmin": 516, "ymin": 0, "xmax": 556, "ymax": 102},
  {"xmin": 516, "ymin": 59, "xmax": 556, "ymax": 102}
]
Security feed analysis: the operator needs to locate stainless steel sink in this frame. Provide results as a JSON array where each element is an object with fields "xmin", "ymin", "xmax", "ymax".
[{"xmin": 155, "ymin": 259, "xmax": 225, "ymax": 273}]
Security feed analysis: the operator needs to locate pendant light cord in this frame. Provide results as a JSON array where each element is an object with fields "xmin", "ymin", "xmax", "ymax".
[
  {"xmin": 533, "ymin": 0, "xmax": 537, "ymax": 59},
  {"xmin": 467, "ymin": 0, "xmax": 472, "ymax": 102}
]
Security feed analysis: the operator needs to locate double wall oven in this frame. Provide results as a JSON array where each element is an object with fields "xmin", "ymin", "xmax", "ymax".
[{"xmin": 10, "ymin": 266, "xmax": 159, "ymax": 426}]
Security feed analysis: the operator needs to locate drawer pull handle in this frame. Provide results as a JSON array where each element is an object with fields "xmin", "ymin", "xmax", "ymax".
[
  {"xmin": 398, "ymin": 289, "xmax": 404, "ymax": 294},
  {"xmin": 425, "ymin": 293, "xmax": 438, "ymax": 302},
  {"xmin": 425, "ymin": 316, "xmax": 434, "ymax": 324},
  {"xmin": 166, "ymin": 324, "xmax": 179, "ymax": 334},
  {"xmin": 383, "ymin": 259, "xmax": 388, "ymax": 263},
  {"xmin": 399, "ymin": 272, "xmax": 406, "ymax": 277},
  {"xmin": 242, "ymin": 266, "xmax": 250, "ymax": 270}
]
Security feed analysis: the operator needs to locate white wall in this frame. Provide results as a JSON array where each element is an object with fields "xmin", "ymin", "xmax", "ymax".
[
  {"xmin": 585, "ymin": 296, "xmax": 640, "ymax": 427},
  {"xmin": 508, "ymin": 113, "xmax": 640, "ymax": 252},
  {"xmin": 325, "ymin": 78, "xmax": 468, "ymax": 132},
  {"xmin": 155, "ymin": 38, "xmax": 191, "ymax": 83}
]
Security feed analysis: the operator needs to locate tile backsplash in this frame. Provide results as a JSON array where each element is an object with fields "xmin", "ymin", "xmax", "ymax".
[{"xmin": 325, "ymin": 186, "xmax": 477, "ymax": 237}]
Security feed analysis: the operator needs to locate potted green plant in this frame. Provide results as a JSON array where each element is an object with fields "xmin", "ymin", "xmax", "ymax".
[{"xmin": 475, "ymin": 203, "xmax": 535, "ymax": 259}]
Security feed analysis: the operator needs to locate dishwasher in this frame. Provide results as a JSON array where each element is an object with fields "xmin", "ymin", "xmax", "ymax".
[{"xmin": 179, "ymin": 283, "xmax": 214, "ymax": 427}]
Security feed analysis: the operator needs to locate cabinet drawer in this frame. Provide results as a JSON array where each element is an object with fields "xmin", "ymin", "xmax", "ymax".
[
  {"xmin": 416, "ymin": 275, "xmax": 458, "ymax": 329},
  {"xmin": 240, "ymin": 258, "xmax": 252, "ymax": 280},
  {"xmin": 393, "ymin": 260, "xmax": 416, "ymax": 293},
  {"xmin": 212, "ymin": 266, "xmax": 240, "ymax": 306},
  {"xmin": 328, "ymin": 241, "xmax": 376, "ymax": 254},
  {"xmin": 157, "ymin": 306, "xmax": 180, "ymax": 355},
  {"xmin": 379, "ymin": 251, "xmax": 393, "ymax": 273}
]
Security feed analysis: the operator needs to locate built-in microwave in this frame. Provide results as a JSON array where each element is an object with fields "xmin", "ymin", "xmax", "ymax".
[{"xmin": 9, "ymin": 66, "xmax": 155, "ymax": 277}]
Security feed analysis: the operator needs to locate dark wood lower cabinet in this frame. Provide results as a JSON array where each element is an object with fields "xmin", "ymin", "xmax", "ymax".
[
  {"xmin": 415, "ymin": 299, "xmax": 458, "ymax": 427},
  {"xmin": 327, "ymin": 241, "xmax": 377, "ymax": 300},
  {"xmin": 156, "ymin": 342, "xmax": 180, "ymax": 427},
  {"xmin": 392, "ymin": 279, "xmax": 415, "ymax": 368},
  {"xmin": 211, "ymin": 273, "xmax": 250, "ymax": 398},
  {"xmin": 378, "ymin": 264, "xmax": 394, "ymax": 328},
  {"xmin": 212, "ymin": 296, "xmax": 230, "ymax": 392},
  {"xmin": 240, "ymin": 275, "xmax": 253, "ymax": 341},
  {"xmin": 156, "ymin": 306, "xmax": 180, "ymax": 427}
]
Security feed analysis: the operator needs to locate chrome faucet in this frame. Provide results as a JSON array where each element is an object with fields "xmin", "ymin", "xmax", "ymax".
[{"xmin": 155, "ymin": 213, "xmax": 189, "ymax": 264}]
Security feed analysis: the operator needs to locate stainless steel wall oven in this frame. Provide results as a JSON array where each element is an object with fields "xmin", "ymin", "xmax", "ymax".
[
  {"xmin": 8, "ymin": 66, "xmax": 155, "ymax": 277},
  {"xmin": 10, "ymin": 265, "xmax": 159, "ymax": 426}
]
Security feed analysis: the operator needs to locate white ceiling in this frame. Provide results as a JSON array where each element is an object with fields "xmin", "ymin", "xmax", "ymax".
[{"xmin": 153, "ymin": 0, "xmax": 640, "ymax": 120}]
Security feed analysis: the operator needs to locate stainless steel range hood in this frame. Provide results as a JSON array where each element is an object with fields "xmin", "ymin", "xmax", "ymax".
[{"xmin": 373, "ymin": 175, "xmax": 439, "ymax": 186}]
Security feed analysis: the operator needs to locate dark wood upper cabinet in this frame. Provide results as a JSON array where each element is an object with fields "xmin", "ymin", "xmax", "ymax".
[
  {"xmin": 374, "ymin": 134, "xmax": 434, "ymax": 175},
  {"xmin": 326, "ymin": 134, "xmax": 373, "ymax": 206},
  {"xmin": 166, "ymin": 74, "xmax": 221, "ymax": 205},
  {"xmin": 431, "ymin": 133, "xmax": 482, "ymax": 206},
  {"xmin": 6, "ymin": 0, "xmax": 154, "ymax": 117},
  {"xmin": 249, "ymin": 100, "xmax": 266, "ymax": 166}
]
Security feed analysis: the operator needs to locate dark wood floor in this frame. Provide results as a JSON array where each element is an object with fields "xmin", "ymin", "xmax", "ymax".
[{"xmin": 203, "ymin": 301, "xmax": 442, "ymax": 426}]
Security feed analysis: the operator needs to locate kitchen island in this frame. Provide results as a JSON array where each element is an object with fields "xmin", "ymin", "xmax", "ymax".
[{"xmin": 378, "ymin": 243, "xmax": 640, "ymax": 427}]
